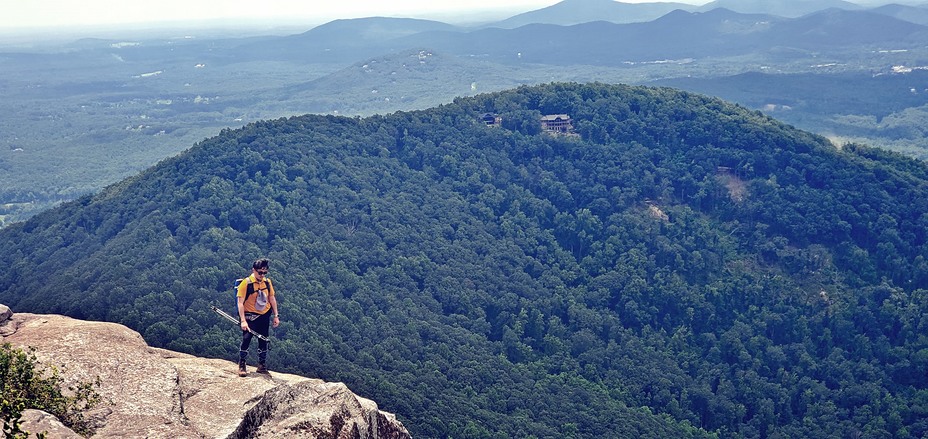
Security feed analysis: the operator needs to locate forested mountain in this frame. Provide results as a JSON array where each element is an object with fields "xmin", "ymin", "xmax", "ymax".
[
  {"xmin": 2, "ymin": 82, "xmax": 927, "ymax": 438},
  {"xmin": 4, "ymin": 2, "xmax": 928, "ymax": 227}
]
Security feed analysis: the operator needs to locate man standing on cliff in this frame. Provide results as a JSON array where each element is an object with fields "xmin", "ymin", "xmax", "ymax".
[{"xmin": 237, "ymin": 258, "xmax": 280, "ymax": 376}]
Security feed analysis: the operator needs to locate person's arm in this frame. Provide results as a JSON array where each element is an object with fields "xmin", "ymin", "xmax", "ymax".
[
  {"xmin": 238, "ymin": 282, "xmax": 249, "ymax": 331},
  {"xmin": 269, "ymin": 295, "xmax": 280, "ymax": 328}
]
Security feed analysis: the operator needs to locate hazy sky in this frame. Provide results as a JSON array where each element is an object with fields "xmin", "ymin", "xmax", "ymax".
[{"xmin": 1, "ymin": 0, "xmax": 711, "ymax": 30}]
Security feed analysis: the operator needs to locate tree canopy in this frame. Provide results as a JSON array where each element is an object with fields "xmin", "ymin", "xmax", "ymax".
[{"xmin": 1, "ymin": 82, "xmax": 927, "ymax": 438}]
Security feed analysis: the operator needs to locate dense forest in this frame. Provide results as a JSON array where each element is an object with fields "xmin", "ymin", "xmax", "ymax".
[{"xmin": 1, "ymin": 82, "xmax": 927, "ymax": 438}]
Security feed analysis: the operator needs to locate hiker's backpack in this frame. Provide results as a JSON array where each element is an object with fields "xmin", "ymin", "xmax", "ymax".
[{"xmin": 233, "ymin": 277, "xmax": 272, "ymax": 311}]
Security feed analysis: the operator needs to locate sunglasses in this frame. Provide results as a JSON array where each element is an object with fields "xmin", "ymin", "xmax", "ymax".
[{"xmin": 256, "ymin": 270, "xmax": 268, "ymax": 275}]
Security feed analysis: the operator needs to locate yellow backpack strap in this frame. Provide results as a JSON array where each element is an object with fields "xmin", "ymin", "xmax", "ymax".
[{"xmin": 245, "ymin": 277, "xmax": 256, "ymax": 300}]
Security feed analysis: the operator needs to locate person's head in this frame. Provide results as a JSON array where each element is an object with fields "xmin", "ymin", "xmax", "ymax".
[{"xmin": 252, "ymin": 258, "xmax": 270, "ymax": 277}]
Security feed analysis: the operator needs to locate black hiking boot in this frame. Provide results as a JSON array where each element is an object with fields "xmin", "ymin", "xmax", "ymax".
[
  {"xmin": 256, "ymin": 363, "xmax": 269, "ymax": 374},
  {"xmin": 238, "ymin": 360, "xmax": 248, "ymax": 377}
]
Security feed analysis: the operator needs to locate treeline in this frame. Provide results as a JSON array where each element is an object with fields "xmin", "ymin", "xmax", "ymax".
[{"xmin": 0, "ymin": 82, "xmax": 927, "ymax": 438}]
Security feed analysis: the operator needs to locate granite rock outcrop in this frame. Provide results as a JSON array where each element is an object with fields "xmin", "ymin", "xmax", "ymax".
[{"xmin": 0, "ymin": 304, "xmax": 410, "ymax": 439}]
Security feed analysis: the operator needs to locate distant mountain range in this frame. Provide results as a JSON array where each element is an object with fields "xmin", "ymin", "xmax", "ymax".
[
  {"xmin": 485, "ymin": 0, "xmax": 928, "ymax": 27},
  {"xmin": 29, "ymin": 2, "xmax": 928, "ymax": 68},
  {"xmin": 485, "ymin": 0, "xmax": 695, "ymax": 27},
  {"xmin": 697, "ymin": 0, "xmax": 863, "ymax": 16},
  {"xmin": 227, "ymin": 7, "xmax": 927, "ymax": 66},
  {"xmin": 869, "ymin": 2, "xmax": 928, "ymax": 25}
]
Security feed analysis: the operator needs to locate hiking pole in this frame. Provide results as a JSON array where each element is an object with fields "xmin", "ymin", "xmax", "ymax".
[{"xmin": 210, "ymin": 305, "xmax": 270, "ymax": 342}]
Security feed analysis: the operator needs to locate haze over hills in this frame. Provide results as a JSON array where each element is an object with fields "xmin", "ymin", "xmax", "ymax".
[
  {"xmin": 773, "ymin": 8, "xmax": 928, "ymax": 46},
  {"xmin": 653, "ymin": 70, "xmax": 928, "ymax": 121},
  {"xmin": 2, "ymin": 82, "xmax": 928, "ymax": 438},
  {"xmin": 698, "ymin": 0, "xmax": 862, "ymax": 16},
  {"xmin": 233, "ymin": 17, "xmax": 460, "ymax": 64},
  {"xmin": 485, "ymin": 0, "xmax": 696, "ymax": 27},
  {"xmin": 869, "ymin": 2, "xmax": 928, "ymax": 25},
  {"xmin": 229, "ymin": 8, "xmax": 928, "ymax": 65},
  {"xmin": 271, "ymin": 50, "xmax": 532, "ymax": 115}
]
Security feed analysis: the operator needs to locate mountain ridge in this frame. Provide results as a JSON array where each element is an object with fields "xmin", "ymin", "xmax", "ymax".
[{"xmin": 1, "ymin": 82, "xmax": 927, "ymax": 438}]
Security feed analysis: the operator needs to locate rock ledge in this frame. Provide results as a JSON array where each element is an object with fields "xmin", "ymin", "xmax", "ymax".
[{"xmin": 0, "ymin": 304, "xmax": 410, "ymax": 439}]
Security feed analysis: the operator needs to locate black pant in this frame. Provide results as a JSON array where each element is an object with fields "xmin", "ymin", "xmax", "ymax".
[{"xmin": 239, "ymin": 312, "xmax": 270, "ymax": 364}]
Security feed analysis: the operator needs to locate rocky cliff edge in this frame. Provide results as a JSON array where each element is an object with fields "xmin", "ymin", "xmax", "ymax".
[{"xmin": 0, "ymin": 304, "xmax": 411, "ymax": 439}]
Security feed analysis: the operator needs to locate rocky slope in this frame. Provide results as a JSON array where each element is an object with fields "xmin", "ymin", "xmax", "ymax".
[{"xmin": 0, "ymin": 304, "xmax": 410, "ymax": 439}]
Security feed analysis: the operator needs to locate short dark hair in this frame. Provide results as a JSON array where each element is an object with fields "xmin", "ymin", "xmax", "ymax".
[{"xmin": 253, "ymin": 258, "xmax": 270, "ymax": 270}]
